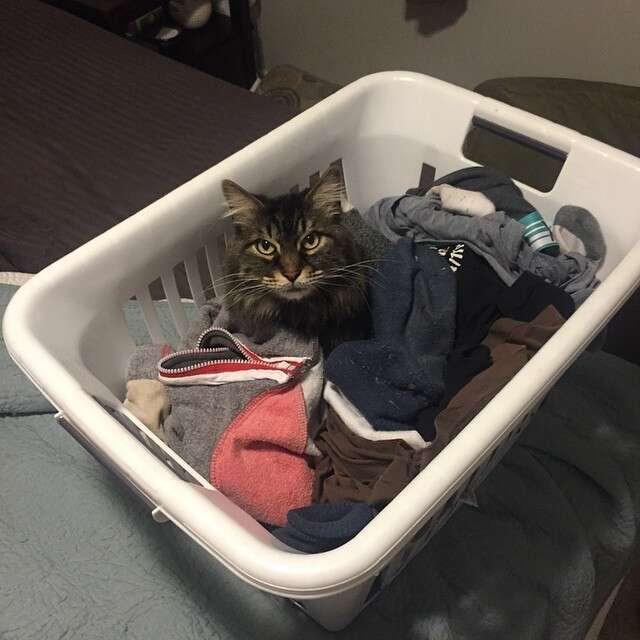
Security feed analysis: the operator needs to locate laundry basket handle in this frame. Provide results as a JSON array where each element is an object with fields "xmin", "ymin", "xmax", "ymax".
[
  {"xmin": 471, "ymin": 94, "xmax": 577, "ymax": 161},
  {"xmin": 469, "ymin": 115, "xmax": 568, "ymax": 162}
]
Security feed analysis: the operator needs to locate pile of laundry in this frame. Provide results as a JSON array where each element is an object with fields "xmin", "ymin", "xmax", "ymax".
[{"xmin": 123, "ymin": 167, "xmax": 605, "ymax": 553}]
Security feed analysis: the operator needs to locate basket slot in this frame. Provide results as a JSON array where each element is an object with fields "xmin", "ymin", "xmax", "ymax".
[
  {"xmin": 418, "ymin": 163, "xmax": 436, "ymax": 191},
  {"xmin": 205, "ymin": 239, "xmax": 225, "ymax": 296},
  {"xmin": 309, "ymin": 170, "xmax": 320, "ymax": 187},
  {"xmin": 328, "ymin": 158, "xmax": 350, "ymax": 205},
  {"xmin": 194, "ymin": 246, "xmax": 214, "ymax": 301},
  {"xmin": 329, "ymin": 158, "xmax": 345, "ymax": 183},
  {"xmin": 161, "ymin": 269, "xmax": 188, "ymax": 338},
  {"xmin": 303, "ymin": 160, "xmax": 345, "ymax": 194},
  {"xmin": 135, "ymin": 286, "xmax": 166, "ymax": 344},
  {"xmin": 184, "ymin": 256, "xmax": 206, "ymax": 307}
]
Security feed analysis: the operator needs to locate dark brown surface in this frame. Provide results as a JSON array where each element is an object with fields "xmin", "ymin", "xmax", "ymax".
[
  {"xmin": 0, "ymin": 1, "xmax": 293, "ymax": 275},
  {"xmin": 43, "ymin": 0, "xmax": 162, "ymax": 32},
  {"xmin": 473, "ymin": 77, "xmax": 640, "ymax": 160},
  {"xmin": 51, "ymin": 0, "xmax": 143, "ymax": 9},
  {"xmin": 599, "ymin": 566, "xmax": 640, "ymax": 639},
  {"xmin": 155, "ymin": 6, "xmax": 257, "ymax": 88}
]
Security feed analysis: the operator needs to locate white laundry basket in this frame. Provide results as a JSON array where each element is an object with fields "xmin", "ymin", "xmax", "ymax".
[{"xmin": 5, "ymin": 71, "xmax": 640, "ymax": 631}]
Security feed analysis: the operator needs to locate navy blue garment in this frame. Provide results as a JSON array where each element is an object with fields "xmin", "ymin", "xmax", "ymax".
[
  {"xmin": 417, "ymin": 247, "xmax": 575, "ymax": 438},
  {"xmin": 326, "ymin": 238, "xmax": 457, "ymax": 432},
  {"xmin": 271, "ymin": 502, "xmax": 378, "ymax": 553}
]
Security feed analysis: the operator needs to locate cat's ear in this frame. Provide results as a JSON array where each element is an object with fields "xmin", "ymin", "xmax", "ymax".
[
  {"xmin": 222, "ymin": 180, "xmax": 263, "ymax": 225},
  {"xmin": 305, "ymin": 167, "xmax": 351, "ymax": 216}
]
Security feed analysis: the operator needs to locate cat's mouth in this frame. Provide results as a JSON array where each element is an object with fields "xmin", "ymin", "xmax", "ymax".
[{"xmin": 273, "ymin": 283, "xmax": 314, "ymax": 300}]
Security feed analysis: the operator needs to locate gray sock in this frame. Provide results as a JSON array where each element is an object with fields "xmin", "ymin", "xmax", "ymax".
[{"xmin": 552, "ymin": 206, "xmax": 606, "ymax": 262}]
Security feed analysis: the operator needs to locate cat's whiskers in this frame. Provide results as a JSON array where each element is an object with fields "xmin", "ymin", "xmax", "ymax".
[
  {"xmin": 319, "ymin": 271, "xmax": 368, "ymax": 287},
  {"xmin": 209, "ymin": 274, "xmax": 257, "ymax": 289},
  {"xmin": 226, "ymin": 281, "xmax": 271, "ymax": 297},
  {"xmin": 225, "ymin": 282, "xmax": 276, "ymax": 310},
  {"xmin": 210, "ymin": 269, "xmax": 267, "ymax": 287},
  {"xmin": 317, "ymin": 271, "xmax": 371, "ymax": 306},
  {"xmin": 324, "ymin": 263, "xmax": 382, "ymax": 278},
  {"xmin": 312, "ymin": 281, "xmax": 371, "ymax": 312},
  {"xmin": 214, "ymin": 269, "xmax": 247, "ymax": 280},
  {"xmin": 211, "ymin": 276, "xmax": 255, "ymax": 288},
  {"xmin": 219, "ymin": 280, "xmax": 269, "ymax": 303},
  {"xmin": 202, "ymin": 274, "xmax": 258, "ymax": 297},
  {"xmin": 312, "ymin": 269, "xmax": 368, "ymax": 292},
  {"xmin": 216, "ymin": 277, "xmax": 261, "ymax": 295}
]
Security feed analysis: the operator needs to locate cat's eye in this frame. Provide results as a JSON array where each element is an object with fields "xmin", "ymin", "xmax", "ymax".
[
  {"xmin": 301, "ymin": 232, "xmax": 321, "ymax": 251},
  {"xmin": 255, "ymin": 239, "xmax": 276, "ymax": 256}
]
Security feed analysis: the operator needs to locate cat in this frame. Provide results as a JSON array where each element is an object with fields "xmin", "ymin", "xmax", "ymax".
[{"xmin": 220, "ymin": 167, "xmax": 371, "ymax": 352}]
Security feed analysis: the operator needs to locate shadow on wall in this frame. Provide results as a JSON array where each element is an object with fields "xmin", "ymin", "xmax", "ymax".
[{"xmin": 405, "ymin": 0, "xmax": 468, "ymax": 36}]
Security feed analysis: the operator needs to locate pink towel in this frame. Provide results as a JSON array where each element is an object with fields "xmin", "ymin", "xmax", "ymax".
[{"xmin": 211, "ymin": 383, "xmax": 315, "ymax": 526}]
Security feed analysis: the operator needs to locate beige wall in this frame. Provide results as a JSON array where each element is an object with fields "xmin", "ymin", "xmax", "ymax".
[{"xmin": 260, "ymin": 0, "xmax": 640, "ymax": 89}]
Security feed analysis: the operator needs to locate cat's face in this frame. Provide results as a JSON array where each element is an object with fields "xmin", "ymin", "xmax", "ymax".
[{"xmin": 221, "ymin": 168, "xmax": 364, "ymax": 308}]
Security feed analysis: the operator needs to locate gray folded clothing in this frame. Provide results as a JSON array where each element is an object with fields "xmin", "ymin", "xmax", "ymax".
[
  {"xmin": 127, "ymin": 302, "xmax": 320, "ymax": 476},
  {"xmin": 126, "ymin": 301, "xmax": 322, "ymax": 525},
  {"xmin": 363, "ymin": 194, "xmax": 600, "ymax": 305}
]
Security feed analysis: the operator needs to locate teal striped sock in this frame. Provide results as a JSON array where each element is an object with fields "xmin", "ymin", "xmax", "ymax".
[{"xmin": 519, "ymin": 211, "xmax": 559, "ymax": 255}]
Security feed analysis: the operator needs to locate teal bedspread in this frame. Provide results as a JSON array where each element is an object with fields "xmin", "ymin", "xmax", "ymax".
[{"xmin": 2, "ymin": 283, "xmax": 640, "ymax": 640}]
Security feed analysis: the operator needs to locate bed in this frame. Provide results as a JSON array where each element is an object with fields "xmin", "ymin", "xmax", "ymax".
[
  {"xmin": 0, "ymin": 0, "xmax": 291, "ymax": 277},
  {"xmin": 1, "ymin": 3, "xmax": 640, "ymax": 639}
]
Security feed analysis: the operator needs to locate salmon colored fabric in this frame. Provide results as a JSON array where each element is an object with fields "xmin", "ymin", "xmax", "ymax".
[{"xmin": 210, "ymin": 383, "xmax": 314, "ymax": 526}]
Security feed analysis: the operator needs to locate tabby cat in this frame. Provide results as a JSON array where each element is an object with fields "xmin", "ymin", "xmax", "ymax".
[{"xmin": 221, "ymin": 167, "xmax": 371, "ymax": 351}]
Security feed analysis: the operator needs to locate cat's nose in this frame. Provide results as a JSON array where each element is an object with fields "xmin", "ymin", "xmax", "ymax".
[{"xmin": 281, "ymin": 266, "xmax": 302, "ymax": 282}]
